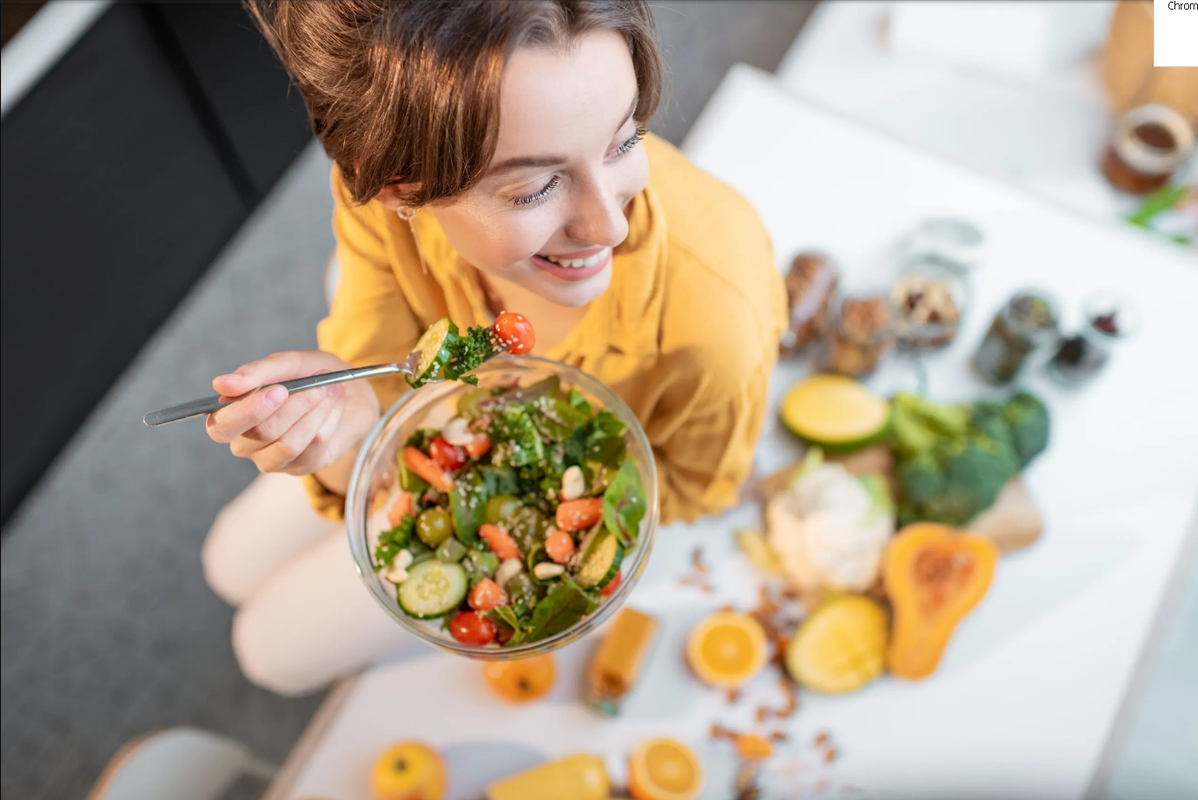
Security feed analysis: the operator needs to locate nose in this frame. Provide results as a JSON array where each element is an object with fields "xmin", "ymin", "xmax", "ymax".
[{"xmin": 564, "ymin": 176, "xmax": 628, "ymax": 249}]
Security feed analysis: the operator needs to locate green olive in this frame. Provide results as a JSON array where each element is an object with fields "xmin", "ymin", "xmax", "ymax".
[
  {"xmin": 415, "ymin": 508, "xmax": 452, "ymax": 548},
  {"xmin": 484, "ymin": 495, "xmax": 522, "ymax": 526},
  {"xmin": 456, "ymin": 387, "xmax": 491, "ymax": 419}
]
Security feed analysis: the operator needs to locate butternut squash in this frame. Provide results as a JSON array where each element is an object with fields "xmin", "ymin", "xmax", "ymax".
[{"xmin": 884, "ymin": 523, "xmax": 998, "ymax": 680}]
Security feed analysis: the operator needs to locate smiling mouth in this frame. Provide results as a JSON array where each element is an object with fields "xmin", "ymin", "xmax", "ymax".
[{"xmin": 536, "ymin": 249, "xmax": 609, "ymax": 269}]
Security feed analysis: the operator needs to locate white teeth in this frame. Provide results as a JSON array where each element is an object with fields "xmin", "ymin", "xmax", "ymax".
[{"xmin": 541, "ymin": 249, "xmax": 608, "ymax": 269}]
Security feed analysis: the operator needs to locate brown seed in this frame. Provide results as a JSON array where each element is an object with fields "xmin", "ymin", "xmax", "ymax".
[
  {"xmin": 824, "ymin": 747, "xmax": 838, "ymax": 764},
  {"xmin": 755, "ymin": 705, "xmax": 769, "ymax": 723},
  {"xmin": 769, "ymin": 730, "xmax": 788, "ymax": 742},
  {"xmin": 725, "ymin": 688, "xmax": 741, "ymax": 704},
  {"xmin": 814, "ymin": 731, "xmax": 829, "ymax": 747}
]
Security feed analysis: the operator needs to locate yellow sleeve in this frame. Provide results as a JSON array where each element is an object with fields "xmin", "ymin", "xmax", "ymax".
[
  {"xmin": 303, "ymin": 168, "xmax": 421, "ymax": 521},
  {"xmin": 647, "ymin": 350, "xmax": 776, "ymax": 525}
]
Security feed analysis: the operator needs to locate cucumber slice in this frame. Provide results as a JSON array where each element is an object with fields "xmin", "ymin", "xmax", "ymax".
[
  {"xmin": 572, "ymin": 527, "xmax": 624, "ymax": 589},
  {"xmin": 407, "ymin": 318, "xmax": 459, "ymax": 388},
  {"xmin": 397, "ymin": 560, "xmax": 468, "ymax": 619}
]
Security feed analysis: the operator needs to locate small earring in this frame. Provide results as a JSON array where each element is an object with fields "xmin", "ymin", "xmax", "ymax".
[{"xmin": 396, "ymin": 206, "xmax": 428, "ymax": 275}]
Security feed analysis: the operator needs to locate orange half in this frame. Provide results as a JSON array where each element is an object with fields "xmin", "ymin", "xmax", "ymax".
[
  {"xmin": 686, "ymin": 611, "xmax": 767, "ymax": 688},
  {"xmin": 628, "ymin": 737, "xmax": 703, "ymax": 800}
]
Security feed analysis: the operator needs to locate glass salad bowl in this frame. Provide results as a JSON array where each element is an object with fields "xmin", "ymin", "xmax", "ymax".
[{"xmin": 346, "ymin": 356, "xmax": 659, "ymax": 661}]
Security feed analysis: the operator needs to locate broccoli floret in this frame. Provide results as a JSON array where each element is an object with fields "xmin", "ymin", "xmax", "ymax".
[
  {"xmin": 1001, "ymin": 391, "xmax": 1050, "ymax": 469},
  {"xmin": 930, "ymin": 436, "xmax": 1018, "ymax": 523},
  {"xmin": 897, "ymin": 450, "xmax": 946, "ymax": 506},
  {"xmin": 969, "ymin": 401, "xmax": 1017, "ymax": 461}
]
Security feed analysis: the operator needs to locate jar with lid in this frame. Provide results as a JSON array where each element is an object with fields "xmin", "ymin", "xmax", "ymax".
[
  {"xmin": 779, "ymin": 251, "xmax": 839, "ymax": 359},
  {"xmin": 891, "ymin": 219, "xmax": 983, "ymax": 351},
  {"xmin": 823, "ymin": 292, "xmax": 895, "ymax": 378},
  {"xmin": 973, "ymin": 290, "xmax": 1059, "ymax": 384},
  {"xmin": 1101, "ymin": 105, "xmax": 1195, "ymax": 195},
  {"xmin": 1047, "ymin": 292, "xmax": 1138, "ymax": 386}
]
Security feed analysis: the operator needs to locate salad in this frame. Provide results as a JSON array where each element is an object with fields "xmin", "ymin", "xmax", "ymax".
[{"xmin": 372, "ymin": 337, "xmax": 647, "ymax": 648}]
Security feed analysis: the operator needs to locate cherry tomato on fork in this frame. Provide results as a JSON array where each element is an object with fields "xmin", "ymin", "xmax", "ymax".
[
  {"xmin": 493, "ymin": 312, "xmax": 535, "ymax": 355},
  {"xmin": 450, "ymin": 612, "xmax": 496, "ymax": 646}
]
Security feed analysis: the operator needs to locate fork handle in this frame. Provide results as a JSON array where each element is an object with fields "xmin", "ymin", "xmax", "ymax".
[{"xmin": 142, "ymin": 363, "xmax": 403, "ymax": 428}]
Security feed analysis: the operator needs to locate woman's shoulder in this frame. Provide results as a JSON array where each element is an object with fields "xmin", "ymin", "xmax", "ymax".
[{"xmin": 646, "ymin": 135, "xmax": 785, "ymax": 372}]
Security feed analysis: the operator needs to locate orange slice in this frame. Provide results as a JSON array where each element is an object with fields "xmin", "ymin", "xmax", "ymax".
[
  {"xmin": 686, "ymin": 611, "xmax": 767, "ymax": 688},
  {"xmin": 628, "ymin": 737, "xmax": 703, "ymax": 800}
]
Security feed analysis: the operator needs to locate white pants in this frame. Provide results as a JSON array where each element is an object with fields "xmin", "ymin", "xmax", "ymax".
[{"xmin": 202, "ymin": 474, "xmax": 414, "ymax": 696}]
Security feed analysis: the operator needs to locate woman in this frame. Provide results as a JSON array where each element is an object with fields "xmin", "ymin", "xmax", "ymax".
[{"xmin": 203, "ymin": 0, "xmax": 786, "ymax": 695}]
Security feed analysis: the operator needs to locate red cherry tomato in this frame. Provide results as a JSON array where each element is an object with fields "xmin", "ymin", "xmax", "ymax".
[
  {"xmin": 449, "ymin": 611, "xmax": 496, "ymax": 646},
  {"xmin": 493, "ymin": 312, "xmax": 535, "ymax": 355},
  {"xmin": 429, "ymin": 437, "xmax": 467, "ymax": 471},
  {"xmin": 600, "ymin": 570, "xmax": 622, "ymax": 597}
]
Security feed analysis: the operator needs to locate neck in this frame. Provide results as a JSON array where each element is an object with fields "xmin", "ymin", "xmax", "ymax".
[{"xmin": 479, "ymin": 275, "xmax": 589, "ymax": 356}]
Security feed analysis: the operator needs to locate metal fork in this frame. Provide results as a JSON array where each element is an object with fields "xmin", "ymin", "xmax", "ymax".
[{"xmin": 142, "ymin": 329, "xmax": 505, "ymax": 428}]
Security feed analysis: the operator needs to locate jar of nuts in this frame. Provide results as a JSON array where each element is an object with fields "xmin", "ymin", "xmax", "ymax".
[
  {"xmin": 779, "ymin": 252, "xmax": 839, "ymax": 358},
  {"xmin": 891, "ymin": 259, "xmax": 967, "ymax": 351},
  {"xmin": 823, "ymin": 293, "xmax": 895, "ymax": 378}
]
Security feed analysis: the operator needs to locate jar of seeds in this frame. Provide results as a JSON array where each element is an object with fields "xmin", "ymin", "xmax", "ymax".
[{"xmin": 973, "ymin": 290, "xmax": 1059, "ymax": 384}]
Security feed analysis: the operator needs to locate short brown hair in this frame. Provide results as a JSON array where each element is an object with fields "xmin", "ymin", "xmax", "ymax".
[{"xmin": 248, "ymin": 0, "xmax": 664, "ymax": 206}]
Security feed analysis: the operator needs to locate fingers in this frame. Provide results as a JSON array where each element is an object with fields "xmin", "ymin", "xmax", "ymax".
[
  {"xmin": 206, "ymin": 385, "xmax": 288, "ymax": 444},
  {"xmin": 211, "ymin": 351, "xmax": 313, "ymax": 396},
  {"xmin": 252, "ymin": 391, "xmax": 345, "ymax": 475},
  {"xmin": 229, "ymin": 385, "xmax": 343, "ymax": 456}
]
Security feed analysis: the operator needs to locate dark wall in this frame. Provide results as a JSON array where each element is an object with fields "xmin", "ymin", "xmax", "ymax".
[{"xmin": 0, "ymin": 2, "xmax": 313, "ymax": 526}]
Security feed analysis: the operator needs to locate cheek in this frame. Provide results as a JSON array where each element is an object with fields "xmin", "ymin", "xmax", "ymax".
[{"xmin": 433, "ymin": 206, "xmax": 559, "ymax": 271}]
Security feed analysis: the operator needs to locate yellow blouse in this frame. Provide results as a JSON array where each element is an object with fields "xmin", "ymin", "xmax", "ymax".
[{"xmin": 304, "ymin": 134, "xmax": 786, "ymax": 524}]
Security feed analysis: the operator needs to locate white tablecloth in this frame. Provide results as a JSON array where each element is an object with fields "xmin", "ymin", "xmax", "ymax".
[{"xmin": 271, "ymin": 66, "xmax": 1198, "ymax": 800}]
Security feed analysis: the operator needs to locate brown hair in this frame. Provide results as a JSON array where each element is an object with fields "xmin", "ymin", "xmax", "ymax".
[{"xmin": 247, "ymin": 0, "xmax": 665, "ymax": 206}]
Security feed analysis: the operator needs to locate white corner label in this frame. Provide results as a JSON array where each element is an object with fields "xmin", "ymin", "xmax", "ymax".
[{"xmin": 1155, "ymin": 0, "xmax": 1198, "ymax": 66}]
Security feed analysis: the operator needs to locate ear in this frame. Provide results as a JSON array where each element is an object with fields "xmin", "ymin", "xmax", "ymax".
[{"xmin": 373, "ymin": 183, "xmax": 417, "ymax": 211}]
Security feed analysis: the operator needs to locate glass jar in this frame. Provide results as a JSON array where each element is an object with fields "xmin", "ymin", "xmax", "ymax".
[
  {"xmin": 973, "ymin": 290, "xmax": 1059, "ymax": 384},
  {"xmin": 1100, "ymin": 105, "xmax": 1195, "ymax": 195},
  {"xmin": 823, "ymin": 293, "xmax": 895, "ymax": 378},
  {"xmin": 891, "ymin": 219, "xmax": 983, "ymax": 351},
  {"xmin": 1047, "ymin": 292, "xmax": 1139, "ymax": 386},
  {"xmin": 346, "ymin": 356, "xmax": 659, "ymax": 661},
  {"xmin": 779, "ymin": 251, "xmax": 839, "ymax": 359}
]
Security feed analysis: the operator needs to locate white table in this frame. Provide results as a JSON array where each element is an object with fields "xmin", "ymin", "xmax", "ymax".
[
  {"xmin": 773, "ymin": 1, "xmax": 1179, "ymax": 226},
  {"xmin": 266, "ymin": 66, "xmax": 1198, "ymax": 800}
]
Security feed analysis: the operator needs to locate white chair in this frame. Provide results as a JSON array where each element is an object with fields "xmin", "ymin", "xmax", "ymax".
[{"xmin": 88, "ymin": 727, "xmax": 278, "ymax": 800}]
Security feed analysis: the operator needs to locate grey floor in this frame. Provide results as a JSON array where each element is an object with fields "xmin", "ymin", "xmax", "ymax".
[{"xmin": 0, "ymin": 3, "xmax": 816, "ymax": 798}]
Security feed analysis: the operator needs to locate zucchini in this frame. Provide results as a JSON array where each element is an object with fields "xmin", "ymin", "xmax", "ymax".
[
  {"xmin": 397, "ymin": 560, "xmax": 468, "ymax": 619},
  {"xmin": 572, "ymin": 527, "xmax": 624, "ymax": 589},
  {"xmin": 435, "ymin": 538, "xmax": 469, "ymax": 563},
  {"xmin": 407, "ymin": 317, "xmax": 459, "ymax": 389}
]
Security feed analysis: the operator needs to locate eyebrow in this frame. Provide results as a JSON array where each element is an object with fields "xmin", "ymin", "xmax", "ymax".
[{"xmin": 486, "ymin": 93, "xmax": 639, "ymax": 178}]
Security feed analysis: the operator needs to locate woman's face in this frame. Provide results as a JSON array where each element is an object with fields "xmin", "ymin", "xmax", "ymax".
[{"xmin": 392, "ymin": 31, "xmax": 649, "ymax": 308}]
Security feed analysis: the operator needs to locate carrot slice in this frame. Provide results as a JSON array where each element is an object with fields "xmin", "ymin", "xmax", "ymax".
[
  {"xmin": 464, "ymin": 432, "xmax": 492, "ymax": 458},
  {"xmin": 556, "ymin": 498, "xmax": 603, "ymax": 531},
  {"xmin": 479, "ymin": 524, "xmax": 521, "ymax": 561},
  {"xmin": 387, "ymin": 492, "xmax": 412, "ymax": 527},
  {"xmin": 403, "ymin": 447, "xmax": 454, "ymax": 493},
  {"xmin": 545, "ymin": 529, "xmax": 576, "ymax": 564},
  {"xmin": 469, "ymin": 579, "xmax": 507, "ymax": 612}
]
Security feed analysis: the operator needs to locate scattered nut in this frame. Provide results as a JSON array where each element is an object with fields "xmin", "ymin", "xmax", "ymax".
[
  {"xmin": 494, "ymin": 558, "xmax": 523, "ymax": 589},
  {"xmin": 560, "ymin": 465, "xmax": 586, "ymax": 500},
  {"xmin": 442, "ymin": 416, "xmax": 473, "ymax": 446},
  {"xmin": 532, "ymin": 562, "xmax": 565, "ymax": 580},
  {"xmin": 384, "ymin": 549, "xmax": 414, "ymax": 583}
]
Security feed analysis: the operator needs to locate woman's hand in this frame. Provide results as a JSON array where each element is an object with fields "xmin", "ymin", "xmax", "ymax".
[{"xmin": 205, "ymin": 351, "xmax": 380, "ymax": 479}]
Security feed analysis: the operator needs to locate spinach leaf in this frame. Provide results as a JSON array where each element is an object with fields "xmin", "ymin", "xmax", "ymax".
[
  {"xmin": 450, "ymin": 469, "xmax": 486, "ymax": 544},
  {"xmin": 374, "ymin": 516, "xmax": 415, "ymax": 571},
  {"xmin": 603, "ymin": 459, "xmax": 646, "ymax": 547},
  {"xmin": 566, "ymin": 388, "xmax": 593, "ymax": 417},
  {"xmin": 487, "ymin": 605, "xmax": 533, "ymax": 646},
  {"xmin": 526, "ymin": 576, "xmax": 599, "ymax": 642}
]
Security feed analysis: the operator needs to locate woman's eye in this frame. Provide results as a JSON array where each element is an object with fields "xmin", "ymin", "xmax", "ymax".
[
  {"xmin": 611, "ymin": 127, "xmax": 646, "ymax": 159},
  {"xmin": 513, "ymin": 176, "xmax": 561, "ymax": 208}
]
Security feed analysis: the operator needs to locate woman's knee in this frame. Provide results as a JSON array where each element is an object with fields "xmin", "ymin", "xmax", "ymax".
[
  {"xmin": 231, "ymin": 603, "xmax": 326, "ymax": 697},
  {"xmin": 202, "ymin": 502, "xmax": 253, "ymax": 606}
]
